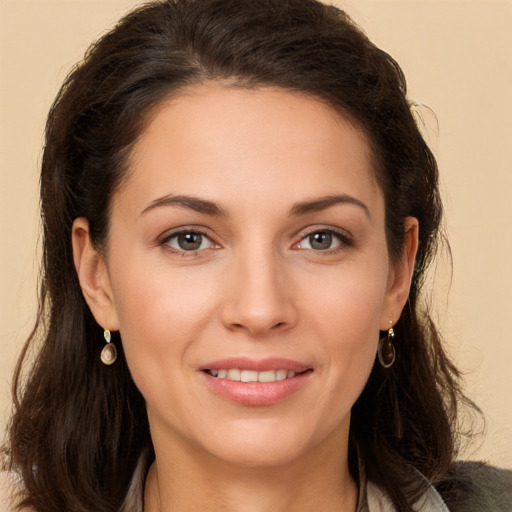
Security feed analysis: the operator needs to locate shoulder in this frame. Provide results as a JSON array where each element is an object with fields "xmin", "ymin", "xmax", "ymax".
[
  {"xmin": 0, "ymin": 470, "xmax": 18, "ymax": 511},
  {"xmin": 0, "ymin": 470, "xmax": 33, "ymax": 512},
  {"xmin": 441, "ymin": 461, "xmax": 512, "ymax": 512},
  {"xmin": 457, "ymin": 461, "xmax": 512, "ymax": 510}
]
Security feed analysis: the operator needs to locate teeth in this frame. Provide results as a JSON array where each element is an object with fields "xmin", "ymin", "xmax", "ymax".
[
  {"xmin": 241, "ymin": 370, "xmax": 258, "ymax": 382},
  {"xmin": 258, "ymin": 370, "xmax": 276, "ymax": 383},
  {"xmin": 276, "ymin": 369, "xmax": 288, "ymax": 381},
  {"xmin": 208, "ymin": 368, "xmax": 298, "ymax": 382},
  {"xmin": 226, "ymin": 369, "xmax": 241, "ymax": 381}
]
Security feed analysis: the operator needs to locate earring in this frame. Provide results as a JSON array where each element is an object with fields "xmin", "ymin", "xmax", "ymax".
[
  {"xmin": 101, "ymin": 328, "xmax": 117, "ymax": 365},
  {"xmin": 378, "ymin": 321, "xmax": 395, "ymax": 368}
]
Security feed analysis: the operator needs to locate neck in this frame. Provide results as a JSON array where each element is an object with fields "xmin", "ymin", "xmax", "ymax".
[{"xmin": 144, "ymin": 430, "xmax": 358, "ymax": 512}]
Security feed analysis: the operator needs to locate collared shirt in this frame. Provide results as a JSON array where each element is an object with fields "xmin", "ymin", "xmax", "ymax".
[
  {"xmin": 354, "ymin": 452, "xmax": 450, "ymax": 512},
  {"xmin": 363, "ymin": 480, "xmax": 450, "ymax": 511},
  {"xmin": 5, "ymin": 455, "xmax": 511, "ymax": 510}
]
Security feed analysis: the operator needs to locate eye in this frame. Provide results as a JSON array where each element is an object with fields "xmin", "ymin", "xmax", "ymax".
[
  {"xmin": 295, "ymin": 229, "xmax": 348, "ymax": 251},
  {"xmin": 164, "ymin": 231, "xmax": 215, "ymax": 252}
]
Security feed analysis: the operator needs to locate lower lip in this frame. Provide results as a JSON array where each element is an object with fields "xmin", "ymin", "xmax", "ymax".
[{"xmin": 202, "ymin": 371, "xmax": 313, "ymax": 406}]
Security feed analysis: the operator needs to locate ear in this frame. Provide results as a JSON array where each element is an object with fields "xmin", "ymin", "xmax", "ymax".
[
  {"xmin": 72, "ymin": 218, "xmax": 119, "ymax": 331},
  {"xmin": 380, "ymin": 217, "xmax": 419, "ymax": 330}
]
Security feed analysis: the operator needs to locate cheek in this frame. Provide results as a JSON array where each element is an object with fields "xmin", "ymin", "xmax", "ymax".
[
  {"xmin": 306, "ymin": 262, "xmax": 388, "ymax": 339},
  {"xmin": 111, "ymin": 258, "xmax": 216, "ymax": 337},
  {"xmin": 305, "ymin": 265, "xmax": 387, "ymax": 394},
  {"xmin": 109, "ymin": 257, "xmax": 237, "ymax": 384},
  {"xmin": 325, "ymin": 290, "xmax": 381, "ymax": 380}
]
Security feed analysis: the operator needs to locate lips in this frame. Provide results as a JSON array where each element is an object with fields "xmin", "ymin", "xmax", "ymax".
[
  {"xmin": 206, "ymin": 368, "xmax": 297, "ymax": 382},
  {"xmin": 200, "ymin": 357, "xmax": 313, "ymax": 406}
]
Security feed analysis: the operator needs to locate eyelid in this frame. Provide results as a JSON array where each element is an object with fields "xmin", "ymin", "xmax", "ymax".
[
  {"xmin": 293, "ymin": 226, "xmax": 353, "ymax": 251},
  {"xmin": 158, "ymin": 226, "xmax": 221, "ymax": 254},
  {"xmin": 157, "ymin": 225, "xmax": 352, "ymax": 254}
]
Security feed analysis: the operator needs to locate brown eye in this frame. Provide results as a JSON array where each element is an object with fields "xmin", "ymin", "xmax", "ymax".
[
  {"xmin": 166, "ymin": 231, "xmax": 211, "ymax": 252},
  {"xmin": 308, "ymin": 232, "xmax": 333, "ymax": 250},
  {"xmin": 295, "ymin": 229, "xmax": 347, "ymax": 252},
  {"xmin": 178, "ymin": 233, "xmax": 203, "ymax": 250}
]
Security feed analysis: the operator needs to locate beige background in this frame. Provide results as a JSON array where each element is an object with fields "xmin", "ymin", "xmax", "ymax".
[{"xmin": 1, "ymin": 0, "xmax": 511, "ymax": 467}]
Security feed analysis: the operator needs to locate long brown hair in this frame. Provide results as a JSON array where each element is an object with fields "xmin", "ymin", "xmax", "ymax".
[{"xmin": 6, "ymin": 1, "xmax": 477, "ymax": 510}]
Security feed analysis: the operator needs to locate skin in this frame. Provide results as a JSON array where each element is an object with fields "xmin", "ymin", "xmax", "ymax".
[{"xmin": 72, "ymin": 84, "xmax": 418, "ymax": 512}]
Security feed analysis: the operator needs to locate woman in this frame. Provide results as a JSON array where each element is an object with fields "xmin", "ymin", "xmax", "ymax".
[{"xmin": 3, "ymin": 0, "xmax": 511, "ymax": 510}]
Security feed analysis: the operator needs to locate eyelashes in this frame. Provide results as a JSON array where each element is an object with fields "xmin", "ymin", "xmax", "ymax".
[
  {"xmin": 292, "ymin": 228, "xmax": 352, "ymax": 252},
  {"xmin": 164, "ymin": 231, "xmax": 217, "ymax": 252},
  {"xmin": 159, "ymin": 226, "xmax": 353, "ymax": 257}
]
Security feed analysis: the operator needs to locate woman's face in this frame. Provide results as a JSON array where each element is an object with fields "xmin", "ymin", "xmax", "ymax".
[{"xmin": 76, "ymin": 84, "xmax": 415, "ymax": 469}]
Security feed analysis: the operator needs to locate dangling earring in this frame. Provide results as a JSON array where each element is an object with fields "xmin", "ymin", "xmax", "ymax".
[
  {"xmin": 378, "ymin": 321, "xmax": 395, "ymax": 368},
  {"xmin": 101, "ymin": 328, "xmax": 117, "ymax": 365}
]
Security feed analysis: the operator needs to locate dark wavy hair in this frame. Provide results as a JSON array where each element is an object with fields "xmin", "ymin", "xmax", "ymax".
[{"xmin": 6, "ymin": 0, "xmax": 476, "ymax": 510}]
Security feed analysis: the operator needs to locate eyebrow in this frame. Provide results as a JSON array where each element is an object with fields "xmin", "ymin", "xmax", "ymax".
[
  {"xmin": 289, "ymin": 194, "xmax": 371, "ymax": 219},
  {"xmin": 140, "ymin": 194, "xmax": 227, "ymax": 217},
  {"xmin": 140, "ymin": 192, "xmax": 370, "ymax": 219}
]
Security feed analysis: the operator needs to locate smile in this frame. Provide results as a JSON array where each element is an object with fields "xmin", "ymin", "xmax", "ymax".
[
  {"xmin": 201, "ymin": 359, "xmax": 313, "ymax": 406},
  {"xmin": 205, "ymin": 369, "xmax": 297, "ymax": 382}
]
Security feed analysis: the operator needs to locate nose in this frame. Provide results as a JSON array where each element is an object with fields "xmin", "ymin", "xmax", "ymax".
[{"xmin": 220, "ymin": 247, "xmax": 298, "ymax": 337}]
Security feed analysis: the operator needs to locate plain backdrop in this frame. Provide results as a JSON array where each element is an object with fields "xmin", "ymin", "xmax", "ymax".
[{"xmin": 1, "ymin": 0, "xmax": 511, "ymax": 467}]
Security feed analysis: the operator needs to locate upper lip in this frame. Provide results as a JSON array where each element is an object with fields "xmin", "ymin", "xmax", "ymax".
[{"xmin": 200, "ymin": 357, "xmax": 312, "ymax": 373}]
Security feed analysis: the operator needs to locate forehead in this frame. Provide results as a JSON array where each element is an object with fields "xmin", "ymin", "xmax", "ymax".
[{"xmin": 119, "ymin": 84, "xmax": 381, "ymax": 216}]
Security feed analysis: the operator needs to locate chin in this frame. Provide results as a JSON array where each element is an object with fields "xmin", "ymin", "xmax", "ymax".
[
  {"xmin": 194, "ymin": 415, "xmax": 346, "ymax": 469},
  {"xmin": 208, "ymin": 439, "xmax": 310, "ymax": 469}
]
